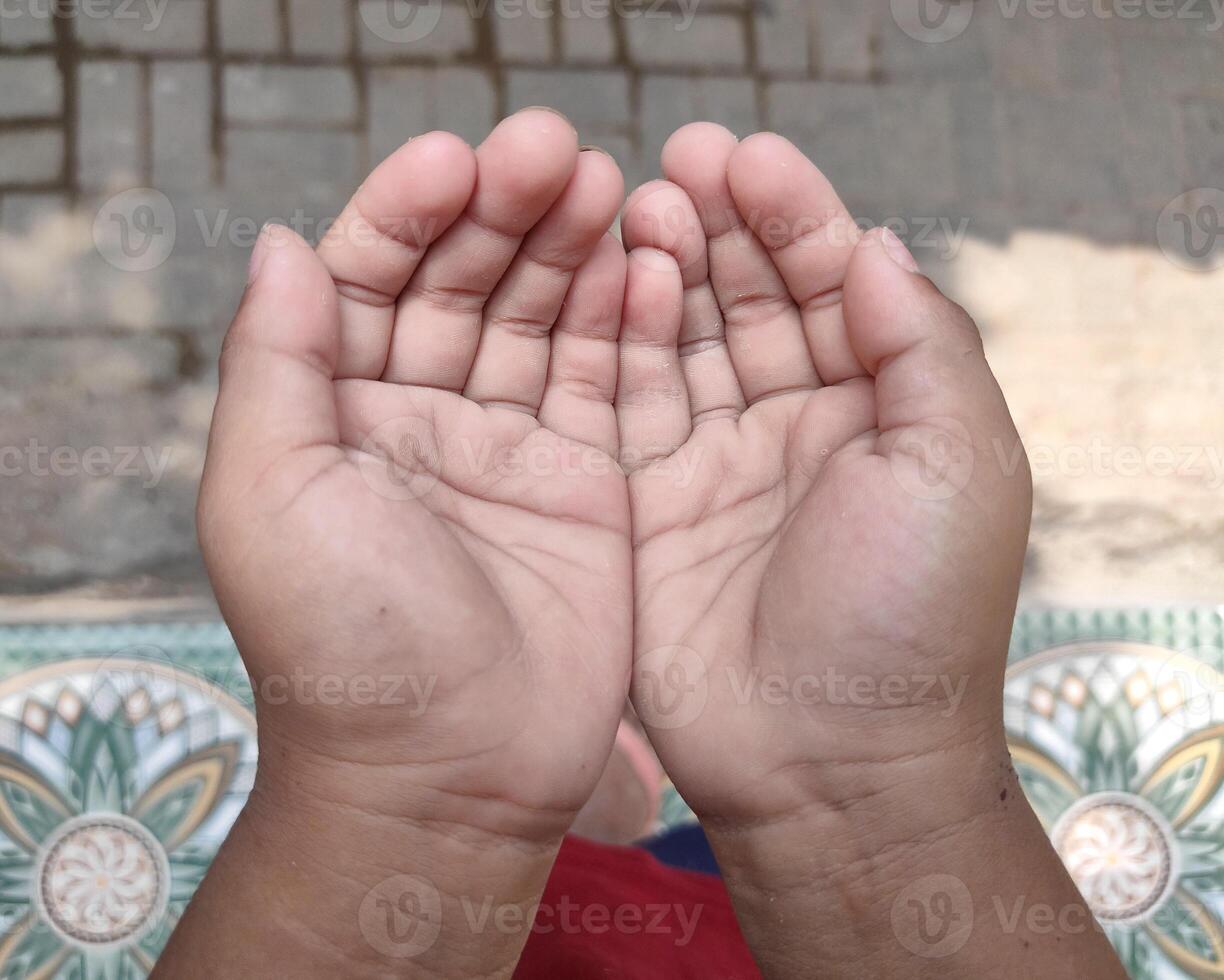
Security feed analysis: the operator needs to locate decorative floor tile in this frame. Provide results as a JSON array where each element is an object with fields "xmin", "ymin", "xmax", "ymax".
[
  {"xmin": 0, "ymin": 613, "xmax": 1221, "ymax": 976},
  {"xmin": 0, "ymin": 624, "xmax": 253, "ymax": 977},
  {"xmin": 1008, "ymin": 608, "xmax": 1224, "ymax": 979},
  {"xmin": 656, "ymin": 607, "xmax": 1224, "ymax": 979}
]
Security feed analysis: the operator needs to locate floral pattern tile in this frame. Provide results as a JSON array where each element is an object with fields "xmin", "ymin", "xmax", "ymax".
[
  {"xmin": 0, "ymin": 612, "xmax": 1221, "ymax": 977},
  {"xmin": 0, "ymin": 625, "xmax": 253, "ymax": 978},
  {"xmin": 657, "ymin": 607, "xmax": 1224, "ymax": 979},
  {"xmin": 1004, "ymin": 607, "xmax": 1224, "ymax": 979}
]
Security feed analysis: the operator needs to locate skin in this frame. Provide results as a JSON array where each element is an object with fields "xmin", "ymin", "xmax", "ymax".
[
  {"xmin": 154, "ymin": 115, "xmax": 1127, "ymax": 978},
  {"xmin": 159, "ymin": 110, "xmax": 633, "ymax": 978},
  {"xmin": 618, "ymin": 123, "xmax": 1127, "ymax": 978}
]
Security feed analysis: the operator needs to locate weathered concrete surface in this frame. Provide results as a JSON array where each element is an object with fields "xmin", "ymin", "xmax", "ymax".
[{"xmin": 0, "ymin": 1, "xmax": 1221, "ymax": 608}]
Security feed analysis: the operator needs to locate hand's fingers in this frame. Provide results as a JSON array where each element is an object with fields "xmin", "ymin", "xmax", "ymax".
[
  {"xmin": 383, "ymin": 108, "xmax": 579, "ymax": 389},
  {"xmin": 623, "ymin": 180, "xmax": 745, "ymax": 425},
  {"xmin": 844, "ymin": 228, "xmax": 1030, "ymax": 514},
  {"xmin": 661, "ymin": 122, "xmax": 819, "ymax": 403},
  {"xmin": 463, "ymin": 147, "xmax": 624, "ymax": 414},
  {"xmin": 621, "ymin": 180, "xmax": 709, "ymax": 282},
  {"xmin": 726, "ymin": 132, "xmax": 868, "ymax": 385},
  {"xmin": 333, "ymin": 379, "xmax": 618, "ymax": 528},
  {"xmin": 615, "ymin": 247, "xmax": 691, "ymax": 473},
  {"xmin": 319, "ymin": 132, "xmax": 477, "ymax": 380},
  {"xmin": 538, "ymin": 234, "xmax": 627, "ymax": 458},
  {"xmin": 203, "ymin": 225, "xmax": 341, "ymax": 508}
]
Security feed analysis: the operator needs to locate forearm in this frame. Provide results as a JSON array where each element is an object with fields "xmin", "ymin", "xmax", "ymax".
[
  {"xmin": 705, "ymin": 736, "xmax": 1127, "ymax": 979},
  {"xmin": 154, "ymin": 748, "xmax": 564, "ymax": 979}
]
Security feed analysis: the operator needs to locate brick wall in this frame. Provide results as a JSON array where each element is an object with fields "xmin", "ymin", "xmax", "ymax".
[{"xmin": 0, "ymin": 0, "xmax": 1221, "ymax": 598}]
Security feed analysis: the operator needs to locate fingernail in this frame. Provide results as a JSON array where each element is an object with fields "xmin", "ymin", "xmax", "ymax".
[
  {"xmin": 580, "ymin": 143, "xmax": 609, "ymax": 155},
  {"xmin": 521, "ymin": 105, "xmax": 574, "ymax": 128},
  {"xmin": 247, "ymin": 223, "xmax": 278, "ymax": 284},
  {"xmin": 880, "ymin": 227, "xmax": 920, "ymax": 273}
]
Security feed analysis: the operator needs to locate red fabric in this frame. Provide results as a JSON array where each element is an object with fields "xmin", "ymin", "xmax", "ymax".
[{"xmin": 515, "ymin": 836, "xmax": 761, "ymax": 980}]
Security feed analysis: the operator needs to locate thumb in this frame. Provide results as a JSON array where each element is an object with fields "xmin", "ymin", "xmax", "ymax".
[
  {"xmin": 843, "ymin": 227, "xmax": 1031, "ymax": 519},
  {"xmin": 202, "ymin": 224, "xmax": 341, "ymax": 510}
]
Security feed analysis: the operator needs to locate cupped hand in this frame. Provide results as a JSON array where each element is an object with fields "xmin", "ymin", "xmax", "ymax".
[
  {"xmin": 198, "ymin": 110, "xmax": 632, "ymax": 845},
  {"xmin": 617, "ymin": 123, "xmax": 1032, "ymax": 828}
]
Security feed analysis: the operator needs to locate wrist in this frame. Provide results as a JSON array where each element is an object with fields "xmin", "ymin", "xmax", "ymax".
[
  {"xmin": 235, "ymin": 767, "xmax": 564, "ymax": 979},
  {"xmin": 702, "ymin": 735, "xmax": 1125, "ymax": 979},
  {"xmin": 253, "ymin": 707, "xmax": 579, "ymax": 844},
  {"xmin": 705, "ymin": 730, "xmax": 1015, "ymax": 896}
]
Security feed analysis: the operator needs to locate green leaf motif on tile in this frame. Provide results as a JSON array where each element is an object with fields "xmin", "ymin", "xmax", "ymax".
[
  {"xmin": 1146, "ymin": 755, "xmax": 1211, "ymax": 826},
  {"xmin": 0, "ymin": 759, "xmax": 72, "ymax": 853},
  {"xmin": 0, "ymin": 917, "xmax": 72, "ymax": 979}
]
